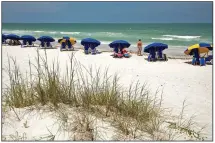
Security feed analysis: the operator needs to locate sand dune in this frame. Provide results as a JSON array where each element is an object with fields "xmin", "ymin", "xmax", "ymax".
[{"xmin": 2, "ymin": 46, "xmax": 212, "ymax": 141}]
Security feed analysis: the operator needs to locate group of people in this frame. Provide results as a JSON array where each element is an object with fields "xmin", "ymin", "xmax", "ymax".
[
  {"xmin": 112, "ymin": 39, "xmax": 143, "ymax": 58},
  {"xmin": 61, "ymin": 41, "xmax": 75, "ymax": 51},
  {"xmin": 84, "ymin": 44, "xmax": 101, "ymax": 55},
  {"xmin": 112, "ymin": 46, "xmax": 130, "ymax": 58},
  {"xmin": 39, "ymin": 41, "xmax": 53, "ymax": 48},
  {"xmin": 8, "ymin": 39, "xmax": 21, "ymax": 46}
]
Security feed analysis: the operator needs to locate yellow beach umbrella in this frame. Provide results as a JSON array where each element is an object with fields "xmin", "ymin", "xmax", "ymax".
[
  {"xmin": 185, "ymin": 43, "xmax": 211, "ymax": 55},
  {"xmin": 69, "ymin": 38, "xmax": 76, "ymax": 45},
  {"xmin": 188, "ymin": 44, "xmax": 200, "ymax": 51}
]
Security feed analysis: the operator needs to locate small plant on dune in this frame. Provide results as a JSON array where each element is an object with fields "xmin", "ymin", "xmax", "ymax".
[
  {"xmin": 164, "ymin": 100, "xmax": 207, "ymax": 141},
  {"xmin": 72, "ymin": 111, "xmax": 95, "ymax": 141},
  {"xmin": 2, "ymin": 131, "xmax": 27, "ymax": 141}
]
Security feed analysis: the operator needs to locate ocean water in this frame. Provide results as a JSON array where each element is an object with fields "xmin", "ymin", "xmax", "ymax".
[{"xmin": 2, "ymin": 23, "xmax": 213, "ymax": 55}]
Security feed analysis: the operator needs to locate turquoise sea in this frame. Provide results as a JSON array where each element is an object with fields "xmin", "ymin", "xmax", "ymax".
[{"xmin": 2, "ymin": 23, "xmax": 213, "ymax": 54}]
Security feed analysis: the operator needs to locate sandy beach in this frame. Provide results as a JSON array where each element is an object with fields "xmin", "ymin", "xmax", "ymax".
[{"xmin": 2, "ymin": 45, "xmax": 212, "ymax": 141}]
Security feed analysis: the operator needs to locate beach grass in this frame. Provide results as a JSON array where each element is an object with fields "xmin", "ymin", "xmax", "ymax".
[{"xmin": 2, "ymin": 48, "xmax": 206, "ymax": 141}]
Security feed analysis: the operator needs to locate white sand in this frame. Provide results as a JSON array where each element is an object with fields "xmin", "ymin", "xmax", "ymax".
[{"xmin": 2, "ymin": 46, "xmax": 212, "ymax": 140}]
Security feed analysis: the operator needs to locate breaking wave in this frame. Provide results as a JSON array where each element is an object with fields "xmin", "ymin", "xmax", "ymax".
[
  {"xmin": 151, "ymin": 37, "xmax": 173, "ymax": 41},
  {"xmin": 163, "ymin": 35, "xmax": 201, "ymax": 39}
]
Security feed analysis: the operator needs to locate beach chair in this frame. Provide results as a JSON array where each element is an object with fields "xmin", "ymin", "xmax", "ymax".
[
  {"xmin": 47, "ymin": 42, "xmax": 52, "ymax": 48},
  {"xmin": 113, "ymin": 47, "xmax": 118, "ymax": 53},
  {"xmin": 60, "ymin": 42, "xmax": 66, "ymax": 51},
  {"xmin": 205, "ymin": 55, "xmax": 213, "ymax": 64},
  {"xmin": 148, "ymin": 50, "xmax": 156, "ymax": 62},
  {"xmin": 124, "ymin": 53, "xmax": 130, "ymax": 58},
  {"xmin": 2, "ymin": 39, "xmax": 6, "ymax": 44},
  {"xmin": 44, "ymin": 42, "xmax": 47, "ymax": 48},
  {"xmin": 40, "ymin": 41, "xmax": 45, "ymax": 47},
  {"xmin": 191, "ymin": 57, "xmax": 197, "ymax": 65},
  {"xmin": 28, "ymin": 41, "xmax": 33, "ymax": 46},
  {"xmin": 85, "ymin": 50, "xmax": 89, "ymax": 54},
  {"xmin": 2, "ymin": 38, "xmax": 5, "ymax": 44},
  {"xmin": 84, "ymin": 45, "xmax": 89, "ymax": 54},
  {"xmin": 157, "ymin": 50, "xmax": 168, "ymax": 61},
  {"xmin": 21, "ymin": 40, "xmax": 27, "ymax": 48},
  {"xmin": 193, "ymin": 50, "xmax": 200, "ymax": 65},
  {"xmin": 148, "ymin": 54, "xmax": 152, "ymax": 61},
  {"xmin": 200, "ymin": 57, "xmax": 206, "ymax": 66},
  {"xmin": 68, "ymin": 42, "xmax": 74, "ymax": 51},
  {"xmin": 23, "ymin": 40, "xmax": 27, "ymax": 45},
  {"xmin": 91, "ymin": 47, "xmax": 98, "ymax": 55}
]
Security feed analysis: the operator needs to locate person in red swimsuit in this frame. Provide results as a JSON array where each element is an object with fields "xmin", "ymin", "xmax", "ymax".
[{"xmin": 137, "ymin": 39, "xmax": 143, "ymax": 56}]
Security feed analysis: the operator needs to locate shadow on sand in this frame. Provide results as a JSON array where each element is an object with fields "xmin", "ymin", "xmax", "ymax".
[
  {"xmin": 60, "ymin": 49, "xmax": 79, "ymax": 52},
  {"xmin": 184, "ymin": 61, "xmax": 212, "ymax": 66}
]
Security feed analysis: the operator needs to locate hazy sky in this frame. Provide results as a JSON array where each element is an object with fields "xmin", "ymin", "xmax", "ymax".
[{"xmin": 2, "ymin": 2, "xmax": 213, "ymax": 23}]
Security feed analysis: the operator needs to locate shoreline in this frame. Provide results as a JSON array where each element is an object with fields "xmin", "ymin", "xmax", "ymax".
[{"xmin": 3, "ymin": 43, "xmax": 197, "ymax": 59}]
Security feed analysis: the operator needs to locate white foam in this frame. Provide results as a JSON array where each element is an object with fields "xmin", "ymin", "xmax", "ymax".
[
  {"xmin": 2, "ymin": 30, "xmax": 31, "ymax": 35},
  {"xmin": 34, "ymin": 30, "xmax": 45, "ymax": 33},
  {"xmin": 163, "ymin": 35, "xmax": 201, "ymax": 39},
  {"xmin": 60, "ymin": 32, "xmax": 80, "ymax": 35},
  {"xmin": 152, "ymin": 37, "xmax": 173, "ymax": 41},
  {"xmin": 48, "ymin": 31, "xmax": 57, "ymax": 34},
  {"xmin": 93, "ymin": 32, "xmax": 125, "ymax": 37}
]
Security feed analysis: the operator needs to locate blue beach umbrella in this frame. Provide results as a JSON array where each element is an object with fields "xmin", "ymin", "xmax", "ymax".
[
  {"xmin": 63, "ymin": 36, "xmax": 70, "ymax": 40},
  {"xmin": 109, "ymin": 40, "xmax": 130, "ymax": 48},
  {"xmin": 6, "ymin": 34, "xmax": 20, "ymax": 40},
  {"xmin": 37, "ymin": 36, "xmax": 55, "ymax": 42},
  {"xmin": 144, "ymin": 42, "xmax": 168, "ymax": 53},
  {"xmin": 21, "ymin": 35, "xmax": 36, "ymax": 41},
  {"xmin": 198, "ymin": 43, "xmax": 213, "ymax": 51},
  {"xmin": 2, "ymin": 34, "xmax": 7, "ymax": 43},
  {"xmin": 2, "ymin": 34, "xmax": 7, "ymax": 39},
  {"xmin": 81, "ymin": 38, "xmax": 101, "ymax": 47}
]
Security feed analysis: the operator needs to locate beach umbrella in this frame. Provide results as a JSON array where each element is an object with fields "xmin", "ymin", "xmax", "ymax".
[
  {"xmin": 6, "ymin": 34, "xmax": 20, "ymax": 40},
  {"xmin": 188, "ymin": 43, "xmax": 212, "ymax": 51},
  {"xmin": 20, "ymin": 35, "xmax": 36, "ymax": 41},
  {"xmin": 184, "ymin": 43, "xmax": 212, "ymax": 55},
  {"xmin": 2, "ymin": 34, "xmax": 7, "ymax": 39},
  {"xmin": 63, "ymin": 36, "xmax": 70, "ymax": 40},
  {"xmin": 81, "ymin": 38, "xmax": 100, "ymax": 47},
  {"xmin": 2, "ymin": 34, "xmax": 7, "ymax": 43},
  {"xmin": 199, "ymin": 43, "xmax": 213, "ymax": 51},
  {"xmin": 58, "ymin": 37, "xmax": 76, "ymax": 45},
  {"xmin": 37, "ymin": 36, "xmax": 55, "ymax": 42},
  {"xmin": 144, "ymin": 42, "xmax": 168, "ymax": 53},
  {"xmin": 109, "ymin": 40, "xmax": 130, "ymax": 48},
  {"xmin": 69, "ymin": 38, "xmax": 76, "ymax": 45},
  {"xmin": 184, "ymin": 48, "xmax": 209, "ymax": 56}
]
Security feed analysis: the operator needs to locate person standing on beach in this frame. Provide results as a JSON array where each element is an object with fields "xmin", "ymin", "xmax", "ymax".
[{"xmin": 137, "ymin": 39, "xmax": 142, "ymax": 56}]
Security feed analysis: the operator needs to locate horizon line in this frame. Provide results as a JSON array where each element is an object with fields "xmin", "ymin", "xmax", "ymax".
[{"xmin": 2, "ymin": 22, "xmax": 212, "ymax": 24}]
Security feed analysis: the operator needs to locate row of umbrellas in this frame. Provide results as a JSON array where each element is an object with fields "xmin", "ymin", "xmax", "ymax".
[
  {"xmin": 2, "ymin": 34, "xmax": 213, "ymax": 55},
  {"xmin": 80, "ymin": 38, "xmax": 213, "ymax": 56},
  {"xmin": 2, "ymin": 34, "xmax": 55, "ymax": 42}
]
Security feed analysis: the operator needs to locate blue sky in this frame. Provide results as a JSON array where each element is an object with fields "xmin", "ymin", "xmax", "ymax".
[{"xmin": 2, "ymin": 2, "xmax": 212, "ymax": 23}]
